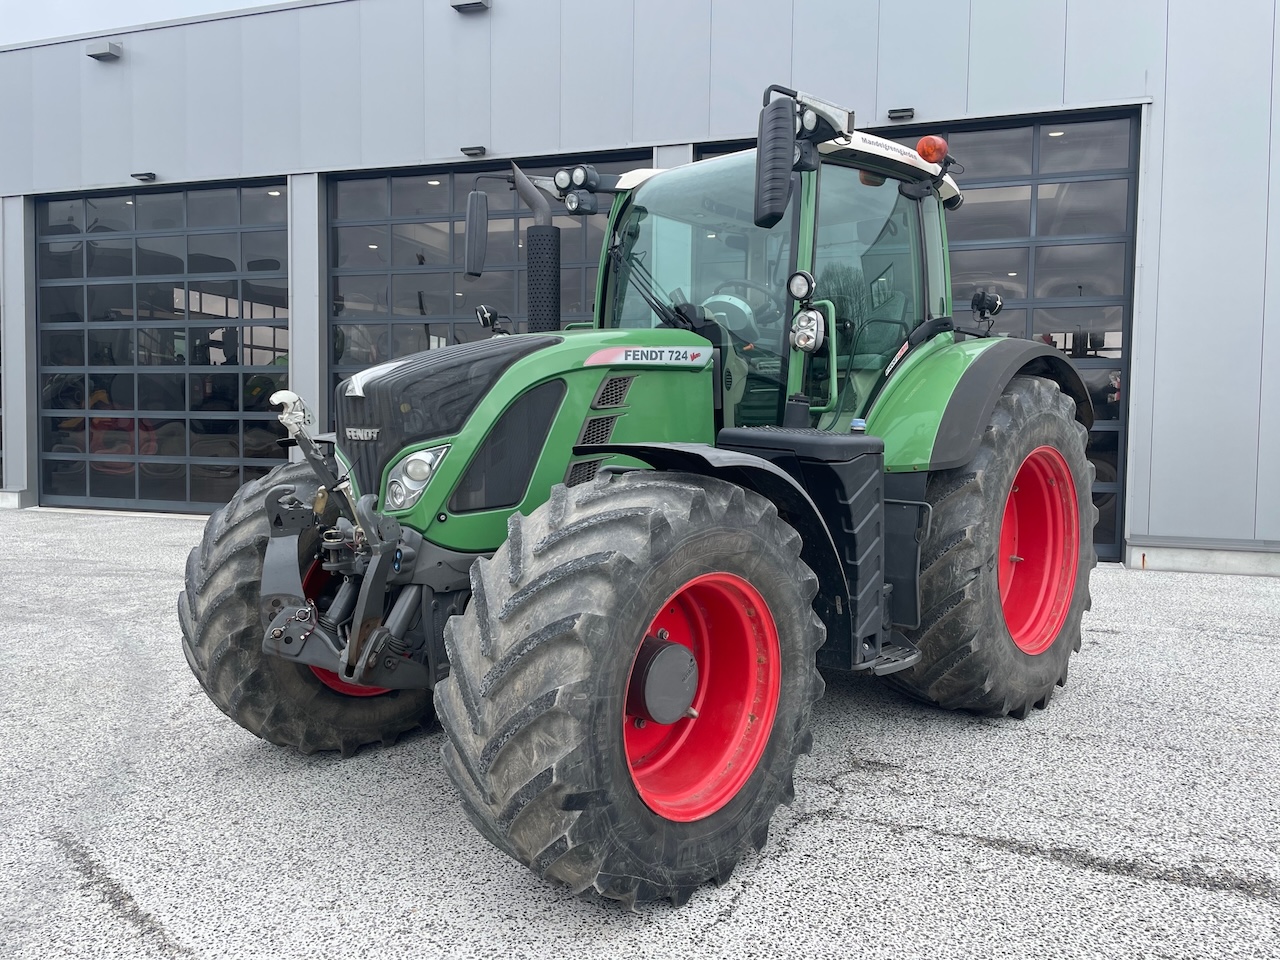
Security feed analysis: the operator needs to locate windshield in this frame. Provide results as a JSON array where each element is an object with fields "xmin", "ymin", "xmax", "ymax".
[{"xmin": 604, "ymin": 150, "xmax": 798, "ymax": 427}]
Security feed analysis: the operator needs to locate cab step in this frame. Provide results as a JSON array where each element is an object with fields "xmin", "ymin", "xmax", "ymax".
[{"xmin": 864, "ymin": 633, "xmax": 922, "ymax": 676}]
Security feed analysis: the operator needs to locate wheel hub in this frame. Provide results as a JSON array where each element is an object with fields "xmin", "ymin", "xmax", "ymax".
[{"xmin": 626, "ymin": 634, "xmax": 700, "ymax": 725}]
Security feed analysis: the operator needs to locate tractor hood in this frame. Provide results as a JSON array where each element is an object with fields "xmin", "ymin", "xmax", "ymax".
[
  {"xmin": 331, "ymin": 326, "xmax": 716, "ymax": 552},
  {"xmin": 334, "ymin": 335, "xmax": 561, "ymax": 496}
]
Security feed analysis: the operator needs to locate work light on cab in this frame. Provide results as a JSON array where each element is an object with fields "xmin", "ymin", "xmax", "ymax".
[{"xmin": 787, "ymin": 270, "xmax": 815, "ymax": 302}]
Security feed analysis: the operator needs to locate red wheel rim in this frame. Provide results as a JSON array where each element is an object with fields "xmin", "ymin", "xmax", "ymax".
[
  {"xmin": 301, "ymin": 561, "xmax": 390, "ymax": 697},
  {"xmin": 998, "ymin": 445, "xmax": 1080, "ymax": 655},
  {"xmin": 624, "ymin": 572, "xmax": 781, "ymax": 822}
]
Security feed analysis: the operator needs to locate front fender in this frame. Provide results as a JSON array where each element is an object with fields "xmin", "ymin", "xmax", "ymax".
[
  {"xmin": 576, "ymin": 441, "xmax": 855, "ymax": 669},
  {"xmin": 866, "ymin": 335, "xmax": 1093, "ymax": 473}
]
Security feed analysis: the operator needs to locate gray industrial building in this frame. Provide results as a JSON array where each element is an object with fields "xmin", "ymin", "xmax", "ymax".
[{"xmin": 0, "ymin": 0, "xmax": 1276, "ymax": 574}]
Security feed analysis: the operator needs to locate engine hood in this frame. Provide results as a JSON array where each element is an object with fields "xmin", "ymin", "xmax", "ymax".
[{"xmin": 334, "ymin": 335, "xmax": 561, "ymax": 496}]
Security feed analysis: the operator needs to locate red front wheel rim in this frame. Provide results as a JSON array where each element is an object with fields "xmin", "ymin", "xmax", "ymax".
[
  {"xmin": 998, "ymin": 445, "xmax": 1080, "ymax": 655},
  {"xmin": 624, "ymin": 572, "xmax": 781, "ymax": 822},
  {"xmin": 302, "ymin": 561, "xmax": 390, "ymax": 697}
]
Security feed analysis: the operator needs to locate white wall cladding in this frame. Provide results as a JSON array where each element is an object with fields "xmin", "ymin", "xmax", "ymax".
[
  {"xmin": 1, "ymin": 0, "xmax": 1279, "ymax": 555},
  {"xmin": 0, "ymin": 0, "xmax": 1180, "ymax": 194}
]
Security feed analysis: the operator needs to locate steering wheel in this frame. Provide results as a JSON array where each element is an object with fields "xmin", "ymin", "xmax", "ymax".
[{"xmin": 712, "ymin": 279, "xmax": 787, "ymax": 321}]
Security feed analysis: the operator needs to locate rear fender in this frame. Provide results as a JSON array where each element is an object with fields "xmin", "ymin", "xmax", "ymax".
[
  {"xmin": 578, "ymin": 442, "xmax": 854, "ymax": 667},
  {"xmin": 867, "ymin": 335, "xmax": 1093, "ymax": 473}
]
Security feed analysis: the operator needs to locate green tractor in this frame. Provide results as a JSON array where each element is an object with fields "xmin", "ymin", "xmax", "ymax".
[{"xmin": 179, "ymin": 85, "xmax": 1096, "ymax": 906}]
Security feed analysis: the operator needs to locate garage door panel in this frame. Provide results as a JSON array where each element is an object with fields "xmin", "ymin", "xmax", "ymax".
[{"xmin": 36, "ymin": 182, "xmax": 289, "ymax": 510}]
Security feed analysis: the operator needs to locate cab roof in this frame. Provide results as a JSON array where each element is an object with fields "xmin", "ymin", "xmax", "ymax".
[{"xmin": 614, "ymin": 132, "xmax": 961, "ymax": 204}]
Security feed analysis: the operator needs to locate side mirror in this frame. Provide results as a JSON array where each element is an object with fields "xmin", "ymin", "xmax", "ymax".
[
  {"xmin": 464, "ymin": 190, "xmax": 488, "ymax": 277},
  {"xmin": 754, "ymin": 95, "xmax": 796, "ymax": 228}
]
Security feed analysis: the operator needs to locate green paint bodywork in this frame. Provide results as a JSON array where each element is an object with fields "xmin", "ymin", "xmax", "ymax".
[
  {"xmin": 864, "ymin": 332, "xmax": 1011, "ymax": 472},
  {"xmin": 378, "ymin": 327, "xmax": 715, "ymax": 552}
]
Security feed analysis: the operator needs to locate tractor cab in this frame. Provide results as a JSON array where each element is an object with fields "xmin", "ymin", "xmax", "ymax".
[{"xmin": 593, "ymin": 139, "xmax": 957, "ymax": 434}]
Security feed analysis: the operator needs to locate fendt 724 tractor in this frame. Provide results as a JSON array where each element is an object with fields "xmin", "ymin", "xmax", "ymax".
[{"xmin": 179, "ymin": 85, "xmax": 1096, "ymax": 907}]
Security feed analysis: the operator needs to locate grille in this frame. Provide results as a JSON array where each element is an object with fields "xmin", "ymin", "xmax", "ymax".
[
  {"xmin": 593, "ymin": 376, "xmax": 634, "ymax": 408},
  {"xmin": 565, "ymin": 460, "xmax": 602, "ymax": 486},
  {"xmin": 578, "ymin": 415, "xmax": 617, "ymax": 446}
]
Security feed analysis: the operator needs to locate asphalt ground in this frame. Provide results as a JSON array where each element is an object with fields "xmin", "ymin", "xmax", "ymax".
[{"xmin": 1, "ymin": 507, "xmax": 1278, "ymax": 960}]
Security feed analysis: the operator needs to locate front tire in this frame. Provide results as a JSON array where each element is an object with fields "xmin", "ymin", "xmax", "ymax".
[
  {"xmin": 434, "ymin": 471, "xmax": 825, "ymax": 906},
  {"xmin": 178, "ymin": 462, "xmax": 433, "ymax": 756},
  {"xmin": 890, "ymin": 375, "xmax": 1097, "ymax": 717}
]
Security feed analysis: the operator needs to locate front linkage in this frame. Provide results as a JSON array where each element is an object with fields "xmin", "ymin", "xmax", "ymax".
[{"xmin": 260, "ymin": 390, "xmax": 470, "ymax": 694}]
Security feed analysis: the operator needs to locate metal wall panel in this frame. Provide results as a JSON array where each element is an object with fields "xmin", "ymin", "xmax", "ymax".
[
  {"xmin": 358, "ymin": 0, "xmax": 427, "ymax": 169},
  {"xmin": 560, "ymin": 0, "xmax": 634, "ymax": 152},
  {"xmin": 80, "ymin": 43, "xmax": 132, "ymax": 188},
  {"xmin": 791, "ymin": 0, "xmax": 879, "ymax": 129},
  {"xmin": 243, "ymin": 14, "xmax": 301, "ymax": 174},
  {"xmin": 875, "ymin": 0, "xmax": 969, "ymax": 124},
  {"xmin": 30, "ymin": 45, "xmax": 81, "ymax": 193},
  {"xmin": 288, "ymin": 173, "xmax": 326, "ymax": 425},
  {"xmin": 1256, "ymin": 8, "xmax": 1280, "ymax": 543},
  {"xmin": 707, "ymin": 0, "xmax": 792, "ymax": 142},
  {"xmin": 632, "ymin": 0, "xmax": 712, "ymax": 144},
  {"xmin": 490, "ymin": 1, "xmax": 561, "ymax": 157},
  {"xmin": 1147, "ymin": 0, "xmax": 1271, "ymax": 541},
  {"xmin": 128, "ymin": 29, "xmax": 189, "ymax": 189},
  {"xmin": 1064, "ymin": 0, "xmax": 1167, "ymax": 104},
  {"xmin": 0, "ymin": 49, "xmax": 34, "ymax": 190},
  {"xmin": 299, "ymin": 3, "xmax": 362, "ymax": 171},
  {"xmin": 0, "ymin": 197, "xmax": 36, "ymax": 503},
  {"xmin": 183, "ymin": 18, "xmax": 244, "ymax": 182},
  {"xmin": 422, "ymin": 2, "xmax": 490, "ymax": 162},
  {"xmin": 967, "ymin": 0, "xmax": 1066, "ymax": 116}
]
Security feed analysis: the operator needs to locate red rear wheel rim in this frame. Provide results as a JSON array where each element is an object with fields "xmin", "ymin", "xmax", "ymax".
[
  {"xmin": 998, "ymin": 446, "xmax": 1080, "ymax": 655},
  {"xmin": 624, "ymin": 572, "xmax": 781, "ymax": 822},
  {"xmin": 301, "ymin": 561, "xmax": 390, "ymax": 697}
]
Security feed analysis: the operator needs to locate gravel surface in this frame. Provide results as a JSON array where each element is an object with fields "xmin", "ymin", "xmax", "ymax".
[{"xmin": 2, "ymin": 508, "xmax": 1278, "ymax": 959}]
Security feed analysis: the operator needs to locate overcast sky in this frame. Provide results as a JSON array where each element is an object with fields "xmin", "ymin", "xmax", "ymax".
[{"xmin": 0, "ymin": 0, "xmax": 271, "ymax": 45}]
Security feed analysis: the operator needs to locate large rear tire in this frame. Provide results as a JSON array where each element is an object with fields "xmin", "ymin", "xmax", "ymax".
[
  {"xmin": 889, "ymin": 375, "xmax": 1097, "ymax": 717},
  {"xmin": 178, "ymin": 462, "xmax": 433, "ymax": 756},
  {"xmin": 434, "ymin": 471, "xmax": 825, "ymax": 906}
]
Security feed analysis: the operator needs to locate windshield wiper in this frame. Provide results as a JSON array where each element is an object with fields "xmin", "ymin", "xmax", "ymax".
[{"xmin": 608, "ymin": 241, "xmax": 687, "ymax": 329}]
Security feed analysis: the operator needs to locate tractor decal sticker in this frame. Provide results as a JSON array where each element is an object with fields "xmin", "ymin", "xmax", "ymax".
[
  {"xmin": 884, "ymin": 340, "xmax": 912, "ymax": 377},
  {"xmin": 584, "ymin": 347, "xmax": 712, "ymax": 367}
]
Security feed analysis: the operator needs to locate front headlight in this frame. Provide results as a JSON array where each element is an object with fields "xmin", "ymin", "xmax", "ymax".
[{"xmin": 384, "ymin": 445, "xmax": 449, "ymax": 512}]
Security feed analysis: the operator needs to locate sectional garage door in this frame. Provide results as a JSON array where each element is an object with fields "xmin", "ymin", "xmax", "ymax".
[
  {"xmin": 36, "ymin": 183, "xmax": 290, "ymax": 509},
  {"xmin": 897, "ymin": 112, "xmax": 1137, "ymax": 561}
]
